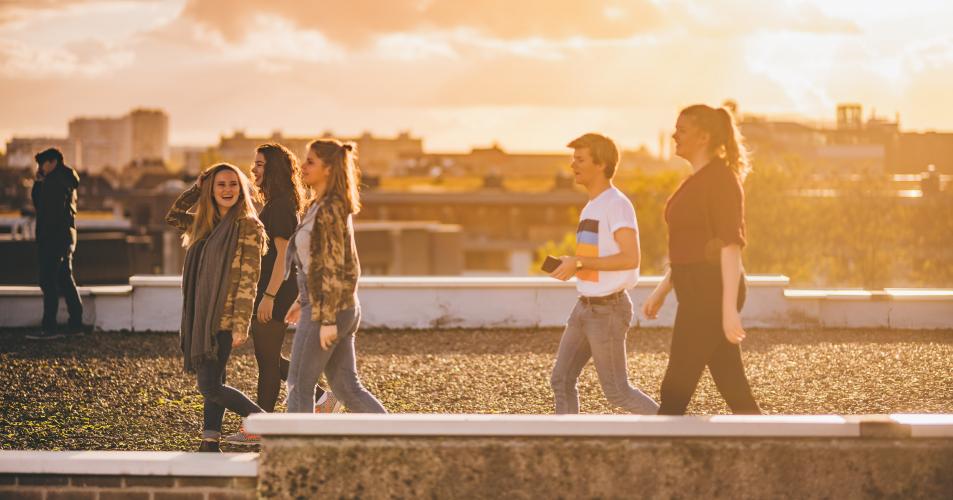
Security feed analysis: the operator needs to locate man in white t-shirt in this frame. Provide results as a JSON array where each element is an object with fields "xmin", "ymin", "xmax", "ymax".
[{"xmin": 548, "ymin": 133, "xmax": 659, "ymax": 414}]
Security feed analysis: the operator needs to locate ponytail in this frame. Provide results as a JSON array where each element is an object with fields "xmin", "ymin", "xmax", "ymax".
[
  {"xmin": 308, "ymin": 139, "xmax": 362, "ymax": 215},
  {"xmin": 716, "ymin": 107, "xmax": 750, "ymax": 181},
  {"xmin": 680, "ymin": 104, "xmax": 751, "ymax": 181}
]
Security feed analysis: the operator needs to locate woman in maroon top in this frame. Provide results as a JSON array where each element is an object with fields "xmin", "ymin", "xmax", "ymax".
[{"xmin": 642, "ymin": 104, "xmax": 761, "ymax": 415}]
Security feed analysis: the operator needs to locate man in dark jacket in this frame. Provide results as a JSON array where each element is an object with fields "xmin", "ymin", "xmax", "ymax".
[{"xmin": 26, "ymin": 148, "xmax": 85, "ymax": 340}]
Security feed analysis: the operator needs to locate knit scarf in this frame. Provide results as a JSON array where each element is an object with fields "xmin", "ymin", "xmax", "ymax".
[{"xmin": 180, "ymin": 208, "xmax": 240, "ymax": 372}]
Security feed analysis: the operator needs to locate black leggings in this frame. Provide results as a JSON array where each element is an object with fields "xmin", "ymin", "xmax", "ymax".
[
  {"xmin": 250, "ymin": 318, "xmax": 325, "ymax": 412},
  {"xmin": 658, "ymin": 263, "xmax": 760, "ymax": 415}
]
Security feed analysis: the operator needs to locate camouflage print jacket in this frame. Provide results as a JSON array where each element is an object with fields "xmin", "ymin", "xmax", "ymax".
[
  {"xmin": 165, "ymin": 184, "xmax": 265, "ymax": 337},
  {"xmin": 307, "ymin": 195, "xmax": 360, "ymax": 325}
]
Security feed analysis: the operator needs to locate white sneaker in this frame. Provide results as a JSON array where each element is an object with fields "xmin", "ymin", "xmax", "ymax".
[{"xmin": 314, "ymin": 391, "xmax": 343, "ymax": 413}]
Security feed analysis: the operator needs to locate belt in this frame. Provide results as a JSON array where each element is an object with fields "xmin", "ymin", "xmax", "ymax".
[{"xmin": 579, "ymin": 290, "xmax": 626, "ymax": 305}]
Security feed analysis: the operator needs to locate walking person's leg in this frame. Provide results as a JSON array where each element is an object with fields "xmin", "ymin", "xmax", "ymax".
[
  {"xmin": 285, "ymin": 305, "xmax": 335, "ymax": 413},
  {"xmin": 195, "ymin": 333, "xmax": 230, "ymax": 451},
  {"xmin": 323, "ymin": 306, "xmax": 386, "ymax": 413},
  {"xmin": 585, "ymin": 296, "xmax": 659, "ymax": 415},
  {"xmin": 36, "ymin": 244, "xmax": 63, "ymax": 337},
  {"xmin": 707, "ymin": 339, "xmax": 761, "ymax": 414},
  {"xmin": 197, "ymin": 332, "xmax": 264, "ymax": 424},
  {"xmin": 657, "ymin": 302, "xmax": 716, "ymax": 415},
  {"xmin": 250, "ymin": 319, "xmax": 287, "ymax": 412},
  {"xmin": 550, "ymin": 301, "xmax": 593, "ymax": 414},
  {"xmin": 58, "ymin": 238, "xmax": 84, "ymax": 333}
]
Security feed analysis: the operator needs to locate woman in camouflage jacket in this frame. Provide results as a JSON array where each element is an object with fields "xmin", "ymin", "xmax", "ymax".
[
  {"xmin": 166, "ymin": 163, "xmax": 268, "ymax": 451},
  {"xmin": 283, "ymin": 139, "xmax": 387, "ymax": 414}
]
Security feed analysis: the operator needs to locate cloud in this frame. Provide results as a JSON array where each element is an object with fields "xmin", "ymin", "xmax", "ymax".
[
  {"xmin": 0, "ymin": 38, "xmax": 134, "ymax": 78},
  {"xmin": 191, "ymin": 13, "xmax": 346, "ymax": 70},
  {"xmin": 667, "ymin": 0, "xmax": 861, "ymax": 37},
  {"xmin": 180, "ymin": 0, "xmax": 666, "ymax": 47}
]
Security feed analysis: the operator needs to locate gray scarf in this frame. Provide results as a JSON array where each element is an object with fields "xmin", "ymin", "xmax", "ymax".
[{"xmin": 180, "ymin": 208, "xmax": 240, "ymax": 372}]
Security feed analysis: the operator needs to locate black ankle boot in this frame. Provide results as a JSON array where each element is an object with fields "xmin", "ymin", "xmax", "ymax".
[{"xmin": 198, "ymin": 439, "xmax": 221, "ymax": 453}]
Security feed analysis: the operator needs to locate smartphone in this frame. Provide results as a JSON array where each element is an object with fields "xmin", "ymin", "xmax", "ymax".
[{"xmin": 541, "ymin": 255, "xmax": 562, "ymax": 273}]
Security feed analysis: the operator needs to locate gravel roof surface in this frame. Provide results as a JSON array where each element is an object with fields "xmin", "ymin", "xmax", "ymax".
[{"xmin": 1, "ymin": 327, "xmax": 951, "ymax": 451}]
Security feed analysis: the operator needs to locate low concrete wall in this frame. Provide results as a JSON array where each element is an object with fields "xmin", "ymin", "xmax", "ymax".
[
  {"xmin": 247, "ymin": 414, "xmax": 953, "ymax": 499},
  {"xmin": 2, "ymin": 416, "xmax": 950, "ymax": 499},
  {"xmin": 2, "ymin": 275, "xmax": 952, "ymax": 331}
]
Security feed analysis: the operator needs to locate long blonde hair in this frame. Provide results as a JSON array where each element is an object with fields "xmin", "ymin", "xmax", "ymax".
[
  {"xmin": 182, "ymin": 163, "xmax": 263, "ymax": 248},
  {"xmin": 308, "ymin": 139, "xmax": 361, "ymax": 214},
  {"xmin": 680, "ymin": 104, "xmax": 751, "ymax": 180}
]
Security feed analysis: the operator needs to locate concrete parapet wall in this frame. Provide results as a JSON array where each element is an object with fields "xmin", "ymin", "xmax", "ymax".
[
  {"xmin": 248, "ymin": 414, "xmax": 953, "ymax": 499},
  {"xmin": 2, "ymin": 275, "xmax": 952, "ymax": 331},
  {"xmin": 2, "ymin": 416, "xmax": 951, "ymax": 499},
  {"xmin": 257, "ymin": 436, "xmax": 952, "ymax": 499}
]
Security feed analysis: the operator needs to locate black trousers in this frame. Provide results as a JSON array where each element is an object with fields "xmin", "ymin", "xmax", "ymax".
[
  {"xmin": 37, "ymin": 235, "xmax": 83, "ymax": 333},
  {"xmin": 658, "ymin": 262, "xmax": 761, "ymax": 415}
]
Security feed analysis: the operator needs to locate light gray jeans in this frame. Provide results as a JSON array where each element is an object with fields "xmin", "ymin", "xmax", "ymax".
[
  {"xmin": 285, "ymin": 271, "xmax": 386, "ymax": 414},
  {"xmin": 550, "ymin": 291, "xmax": 659, "ymax": 414}
]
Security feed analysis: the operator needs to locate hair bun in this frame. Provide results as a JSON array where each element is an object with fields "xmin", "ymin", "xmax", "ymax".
[{"xmin": 342, "ymin": 143, "xmax": 353, "ymax": 152}]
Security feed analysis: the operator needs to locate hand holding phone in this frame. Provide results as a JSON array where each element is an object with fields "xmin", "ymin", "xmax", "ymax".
[{"xmin": 541, "ymin": 255, "xmax": 562, "ymax": 274}]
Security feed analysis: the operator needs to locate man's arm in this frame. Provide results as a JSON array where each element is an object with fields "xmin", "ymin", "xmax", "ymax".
[
  {"xmin": 577, "ymin": 227, "xmax": 640, "ymax": 271},
  {"xmin": 550, "ymin": 227, "xmax": 640, "ymax": 280}
]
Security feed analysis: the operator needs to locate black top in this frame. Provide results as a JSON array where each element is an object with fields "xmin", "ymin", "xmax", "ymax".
[
  {"xmin": 31, "ymin": 163, "xmax": 80, "ymax": 244},
  {"xmin": 256, "ymin": 196, "xmax": 299, "ymax": 304},
  {"xmin": 664, "ymin": 158, "xmax": 746, "ymax": 265}
]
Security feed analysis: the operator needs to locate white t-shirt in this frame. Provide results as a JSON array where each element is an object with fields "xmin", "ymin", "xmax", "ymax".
[
  {"xmin": 575, "ymin": 186, "xmax": 640, "ymax": 297},
  {"xmin": 294, "ymin": 202, "xmax": 319, "ymax": 271}
]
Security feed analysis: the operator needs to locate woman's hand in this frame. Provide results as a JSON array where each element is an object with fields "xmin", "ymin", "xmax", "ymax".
[
  {"xmin": 256, "ymin": 296, "xmax": 274, "ymax": 323},
  {"xmin": 641, "ymin": 290, "xmax": 667, "ymax": 320},
  {"xmin": 197, "ymin": 169, "xmax": 213, "ymax": 188},
  {"xmin": 319, "ymin": 324, "xmax": 338, "ymax": 351},
  {"xmin": 284, "ymin": 301, "xmax": 301, "ymax": 326},
  {"xmin": 722, "ymin": 308, "xmax": 746, "ymax": 344},
  {"xmin": 232, "ymin": 331, "xmax": 249, "ymax": 347}
]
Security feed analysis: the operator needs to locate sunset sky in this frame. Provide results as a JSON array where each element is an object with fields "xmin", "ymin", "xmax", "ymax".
[{"xmin": 2, "ymin": 0, "xmax": 952, "ymax": 154}]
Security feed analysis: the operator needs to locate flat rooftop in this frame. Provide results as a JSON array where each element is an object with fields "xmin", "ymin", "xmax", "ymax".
[{"xmin": 2, "ymin": 326, "xmax": 951, "ymax": 451}]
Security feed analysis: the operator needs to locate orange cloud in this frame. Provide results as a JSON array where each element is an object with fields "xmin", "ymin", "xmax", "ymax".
[{"xmin": 181, "ymin": 0, "xmax": 665, "ymax": 46}]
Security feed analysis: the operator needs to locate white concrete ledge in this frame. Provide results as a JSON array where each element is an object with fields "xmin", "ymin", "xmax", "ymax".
[
  {"xmin": 0, "ymin": 451, "xmax": 258, "ymax": 476},
  {"xmin": 0, "ymin": 285, "xmax": 132, "ymax": 297},
  {"xmin": 245, "ymin": 414, "xmax": 862, "ymax": 438},
  {"xmin": 891, "ymin": 414, "xmax": 953, "ymax": 437},
  {"xmin": 2, "ymin": 276, "xmax": 951, "ymax": 330},
  {"xmin": 128, "ymin": 275, "xmax": 182, "ymax": 288},
  {"xmin": 786, "ymin": 289, "xmax": 953, "ymax": 301}
]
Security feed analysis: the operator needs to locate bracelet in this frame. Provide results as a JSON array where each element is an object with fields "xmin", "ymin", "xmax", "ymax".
[{"xmin": 263, "ymin": 291, "xmax": 276, "ymax": 299}]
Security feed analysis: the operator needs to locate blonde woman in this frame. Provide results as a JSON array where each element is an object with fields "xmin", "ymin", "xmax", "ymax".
[
  {"xmin": 283, "ymin": 139, "xmax": 386, "ymax": 414},
  {"xmin": 166, "ymin": 163, "xmax": 268, "ymax": 451}
]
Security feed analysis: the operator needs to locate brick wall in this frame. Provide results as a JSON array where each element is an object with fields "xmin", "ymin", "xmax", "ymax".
[{"xmin": 0, "ymin": 474, "xmax": 256, "ymax": 500}]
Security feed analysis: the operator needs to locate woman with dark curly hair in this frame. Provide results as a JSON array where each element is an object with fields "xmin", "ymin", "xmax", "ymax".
[{"xmin": 224, "ymin": 145, "xmax": 340, "ymax": 446}]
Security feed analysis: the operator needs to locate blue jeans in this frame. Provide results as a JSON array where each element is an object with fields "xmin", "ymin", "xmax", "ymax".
[
  {"xmin": 550, "ymin": 292, "xmax": 659, "ymax": 414},
  {"xmin": 285, "ymin": 273, "xmax": 386, "ymax": 414}
]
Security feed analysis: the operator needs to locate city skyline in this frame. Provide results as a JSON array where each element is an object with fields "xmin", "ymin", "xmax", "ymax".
[{"xmin": 2, "ymin": 1, "xmax": 953, "ymax": 154}]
